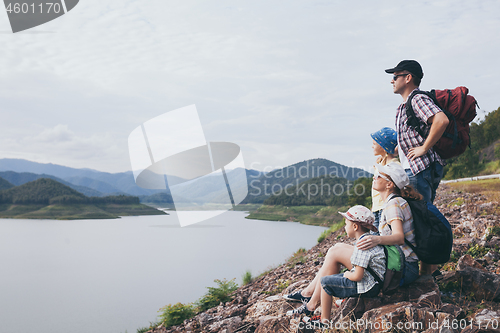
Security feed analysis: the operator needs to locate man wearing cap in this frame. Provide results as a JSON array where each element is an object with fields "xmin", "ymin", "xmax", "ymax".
[{"xmin": 385, "ymin": 60, "xmax": 449, "ymax": 204}]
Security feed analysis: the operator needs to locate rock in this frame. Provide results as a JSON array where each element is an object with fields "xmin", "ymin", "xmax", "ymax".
[
  {"xmin": 457, "ymin": 254, "xmax": 487, "ymax": 271},
  {"xmin": 474, "ymin": 309, "xmax": 500, "ymax": 332},
  {"xmin": 439, "ymin": 267, "xmax": 500, "ymax": 302},
  {"xmin": 231, "ymin": 319, "xmax": 259, "ymax": 333},
  {"xmin": 457, "ymin": 267, "xmax": 500, "ymax": 301},
  {"xmin": 440, "ymin": 303, "xmax": 466, "ymax": 320},
  {"xmin": 334, "ymin": 296, "xmax": 383, "ymax": 320},
  {"xmin": 360, "ymin": 302, "xmax": 457, "ymax": 333},
  {"xmin": 485, "ymin": 251, "xmax": 500, "ymax": 265},
  {"xmin": 487, "ymin": 236, "xmax": 500, "ymax": 247},
  {"xmin": 254, "ymin": 317, "xmax": 290, "ymax": 333},
  {"xmin": 382, "ymin": 275, "xmax": 441, "ymax": 306},
  {"xmin": 416, "ymin": 290, "xmax": 442, "ymax": 309},
  {"xmin": 208, "ymin": 316, "xmax": 242, "ymax": 333},
  {"xmin": 196, "ymin": 312, "xmax": 212, "ymax": 326}
]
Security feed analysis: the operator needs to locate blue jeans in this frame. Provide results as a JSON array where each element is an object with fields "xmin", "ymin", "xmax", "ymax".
[
  {"xmin": 405, "ymin": 162, "xmax": 444, "ymax": 204},
  {"xmin": 320, "ymin": 274, "xmax": 381, "ymax": 298},
  {"xmin": 401, "ymin": 260, "xmax": 419, "ymax": 286},
  {"xmin": 371, "ymin": 210, "xmax": 381, "ymax": 235}
]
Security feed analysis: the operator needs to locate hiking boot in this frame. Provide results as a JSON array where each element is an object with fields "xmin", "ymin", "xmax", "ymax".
[
  {"xmin": 286, "ymin": 303, "xmax": 314, "ymax": 316},
  {"xmin": 283, "ymin": 290, "xmax": 311, "ymax": 303}
]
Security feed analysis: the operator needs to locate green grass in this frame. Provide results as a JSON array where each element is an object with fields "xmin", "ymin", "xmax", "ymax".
[
  {"xmin": 317, "ymin": 220, "xmax": 346, "ymax": 243},
  {"xmin": 261, "ymin": 279, "xmax": 290, "ymax": 295},
  {"xmin": 245, "ymin": 205, "xmax": 347, "ymax": 226},
  {"xmin": 242, "ymin": 270, "xmax": 253, "ymax": 285},
  {"xmin": 231, "ymin": 204, "xmax": 262, "ymax": 212},
  {"xmin": 479, "ymin": 160, "xmax": 500, "ymax": 176}
]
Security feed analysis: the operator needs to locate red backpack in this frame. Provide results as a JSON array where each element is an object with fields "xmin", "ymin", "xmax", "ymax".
[{"xmin": 405, "ymin": 87, "xmax": 478, "ymax": 159}]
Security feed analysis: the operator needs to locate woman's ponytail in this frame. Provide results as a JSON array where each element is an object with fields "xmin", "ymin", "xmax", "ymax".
[{"xmin": 394, "ymin": 185, "xmax": 423, "ymax": 201}]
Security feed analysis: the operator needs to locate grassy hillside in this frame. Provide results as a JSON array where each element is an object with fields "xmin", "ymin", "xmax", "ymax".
[
  {"xmin": 246, "ymin": 205, "xmax": 348, "ymax": 226},
  {"xmin": 445, "ymin": 178, "xmax": 500, "ymax": 203},
  {"xmin": 246, "ymin": 175, "xmax": 372, "ymax": 226}
]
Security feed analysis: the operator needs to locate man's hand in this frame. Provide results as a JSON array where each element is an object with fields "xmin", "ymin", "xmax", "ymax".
[{"xmin": 408, "ymin": 146, "xmax": 428, "ymax": 160}]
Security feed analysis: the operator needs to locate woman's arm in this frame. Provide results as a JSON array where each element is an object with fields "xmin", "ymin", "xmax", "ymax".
[{"xmin": 356, "ymin": 219, "xmax": 405, "ymax": 250}]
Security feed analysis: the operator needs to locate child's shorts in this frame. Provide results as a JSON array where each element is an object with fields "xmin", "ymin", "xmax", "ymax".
[{"xmin": 320, "ymin": 273, "xmax": 380, "ymax": 299}]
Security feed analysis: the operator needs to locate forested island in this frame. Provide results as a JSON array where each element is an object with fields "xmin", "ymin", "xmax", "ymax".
[{"xmin": 0, "ymin": 178, "xmax": 165, "ymax": 219}]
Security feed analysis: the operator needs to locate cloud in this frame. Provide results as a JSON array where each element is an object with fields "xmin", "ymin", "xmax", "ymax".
[
  {"xmin": 0, "ymin": 124, "xmax": 128, "ymax": 171},
  {"xmin": 0, "ymin": 0, "xmax": 499, "ymax": 172}
]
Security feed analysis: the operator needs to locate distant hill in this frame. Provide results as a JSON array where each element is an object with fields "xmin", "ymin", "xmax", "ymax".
[
  {"xmin": 0, "ymin": 178, "xmax": 86, "ymax": 204},
  {"xmin": 0, "ymin": 178, "xmax": 165, "ymax": 219},
  {"xmin": 0, "ymin": 158, "xmax": 371, "ymax": 207},
  {"xmin": 62, "ymin": 176, "xmax": 123, "ymax": 194},
  {"xmin": 0, "ymin": 158, "xmax": 177, "ymax": 197},
  {"xmin": 168, "ymin": 168, "xmax": 255, "ymax": 205},
  {"xmin": 0, "ymin": 171, "xmax": 105, "ymax": 197},
  {"xmin": 0, "ymin": 177, "xmax": 14, "ymax": 191},
  {"xmin": 263, "ymin": 175, "xmax": 372, "ymax": 207},
  {"xmin": 242, "ymin": 158, "xmax": 371, "ymax": 204}
]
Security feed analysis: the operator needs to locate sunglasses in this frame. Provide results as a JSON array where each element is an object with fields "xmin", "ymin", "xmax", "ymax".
[
  {"xmin": 392, "ymin": 73, "xmax": 410, "ymax": 81},
  {"xmin": 373, "ymin": 170, "xmax": 391, "ymax": 182}
]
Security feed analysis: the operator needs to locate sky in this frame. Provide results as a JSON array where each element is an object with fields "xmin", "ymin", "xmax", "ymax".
[{"xmin": 1, "ymin": 0, "xmax": 499, "ymax": 174}]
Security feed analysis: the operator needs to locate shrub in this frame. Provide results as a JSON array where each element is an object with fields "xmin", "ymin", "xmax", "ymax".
[
  {"xmin": 262, "ymin": 278, "xmax": 291, "ymax": 295},
  {"xmin": 287, "ymin": 248, "xmax": 306, "ymax": 268},
  {"xmin": 242, "ymin": 270, "xmax": 253, "ymax": 285},
  {"xmin": 317, "ymin": 221, "xmax": 345, "ymax": 243},
  {"xmin": 486, "ymin": 226, "xmax": 500, "ymax": 241},
  {"xmin": 158, "ymin": 303, "xmax": 195, "ymax": 328},
  {"xmin": 467, "ymin": 244, "xmax": 488, "ymax": 258},
  {"xmin": 196, "ymin": 279, "xmax": 238, "ymax": 312}
]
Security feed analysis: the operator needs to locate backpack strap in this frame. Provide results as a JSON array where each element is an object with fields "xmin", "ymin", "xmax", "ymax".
[
  {"xmin": 366, "ymin": 265, "xmax": 383, "ymax": 285},
  {"xmin": 406, "ymin": 90, "xmax": 461, "ymax": 149},
  {"xmin": 405, "ymin": 90, "xmax": 429, "ymax": 139},
  {"xmin": 358, "ymin": 233, "xmax": 385, "ymax": 284},
  {"xmin": 365, "ymin": 246, "xmax": 386, "ymax": 285}
]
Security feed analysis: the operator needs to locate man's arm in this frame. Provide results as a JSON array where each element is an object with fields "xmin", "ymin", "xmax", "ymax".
[{"xmin": 407, "ymin": 112, "xmax": 449, "ymax": 160}]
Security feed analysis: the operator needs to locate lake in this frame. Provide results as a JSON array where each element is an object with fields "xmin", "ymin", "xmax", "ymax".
[{"xmin": 0, "ymin": 211, "xmax": 326, "ymax": 333}]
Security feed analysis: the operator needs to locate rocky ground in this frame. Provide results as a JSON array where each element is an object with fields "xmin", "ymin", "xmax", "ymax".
[{"xmin": 148, "ymin": 184, "xmax": 500, "ymax": 333}]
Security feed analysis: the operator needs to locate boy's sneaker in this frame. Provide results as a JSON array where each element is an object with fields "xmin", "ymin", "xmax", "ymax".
[
  {"xmin": 283, "ymin": 290, "xmax": 311, "ymax": 303},
  {"xmin": 334, "ymin": 299, "xmax": 345, "ymax": 308},
  {"xmin": 302, "ymin": 315, "xmax": 329, "ymax": 329},
  {"xmin": 286, "ymin": 303, "xmax": 313, "ymax": 316}
]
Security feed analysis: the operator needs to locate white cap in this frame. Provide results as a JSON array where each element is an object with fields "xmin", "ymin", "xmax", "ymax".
[
  {"xmin": 338, "ymin": 205, "xmax": 377, "ymax": 232},
  {"xmin": 375, "ymin": 162, "xmax": 410, "ymax": 190}
]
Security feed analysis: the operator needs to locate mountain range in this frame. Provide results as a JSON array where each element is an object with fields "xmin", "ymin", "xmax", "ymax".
[{"xmin": 0, "ymin": 158, "xmax": 371, "ymax": 207}]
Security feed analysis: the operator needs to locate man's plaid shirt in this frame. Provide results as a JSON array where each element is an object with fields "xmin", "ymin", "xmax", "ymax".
[{"xmin": 396, "ymin": 88, "xmax": 445, "ymax": 175}]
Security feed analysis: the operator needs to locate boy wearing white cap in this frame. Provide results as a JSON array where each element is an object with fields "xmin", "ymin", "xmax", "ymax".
[{"xmin": 303, "ymin": 206, "xmax": 385, "ymax": 327}]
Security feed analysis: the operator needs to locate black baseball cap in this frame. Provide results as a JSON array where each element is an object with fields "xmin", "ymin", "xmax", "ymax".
[{"xmin": 385, "ymin": 60, "xmax": 423, "ymax": 79}]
